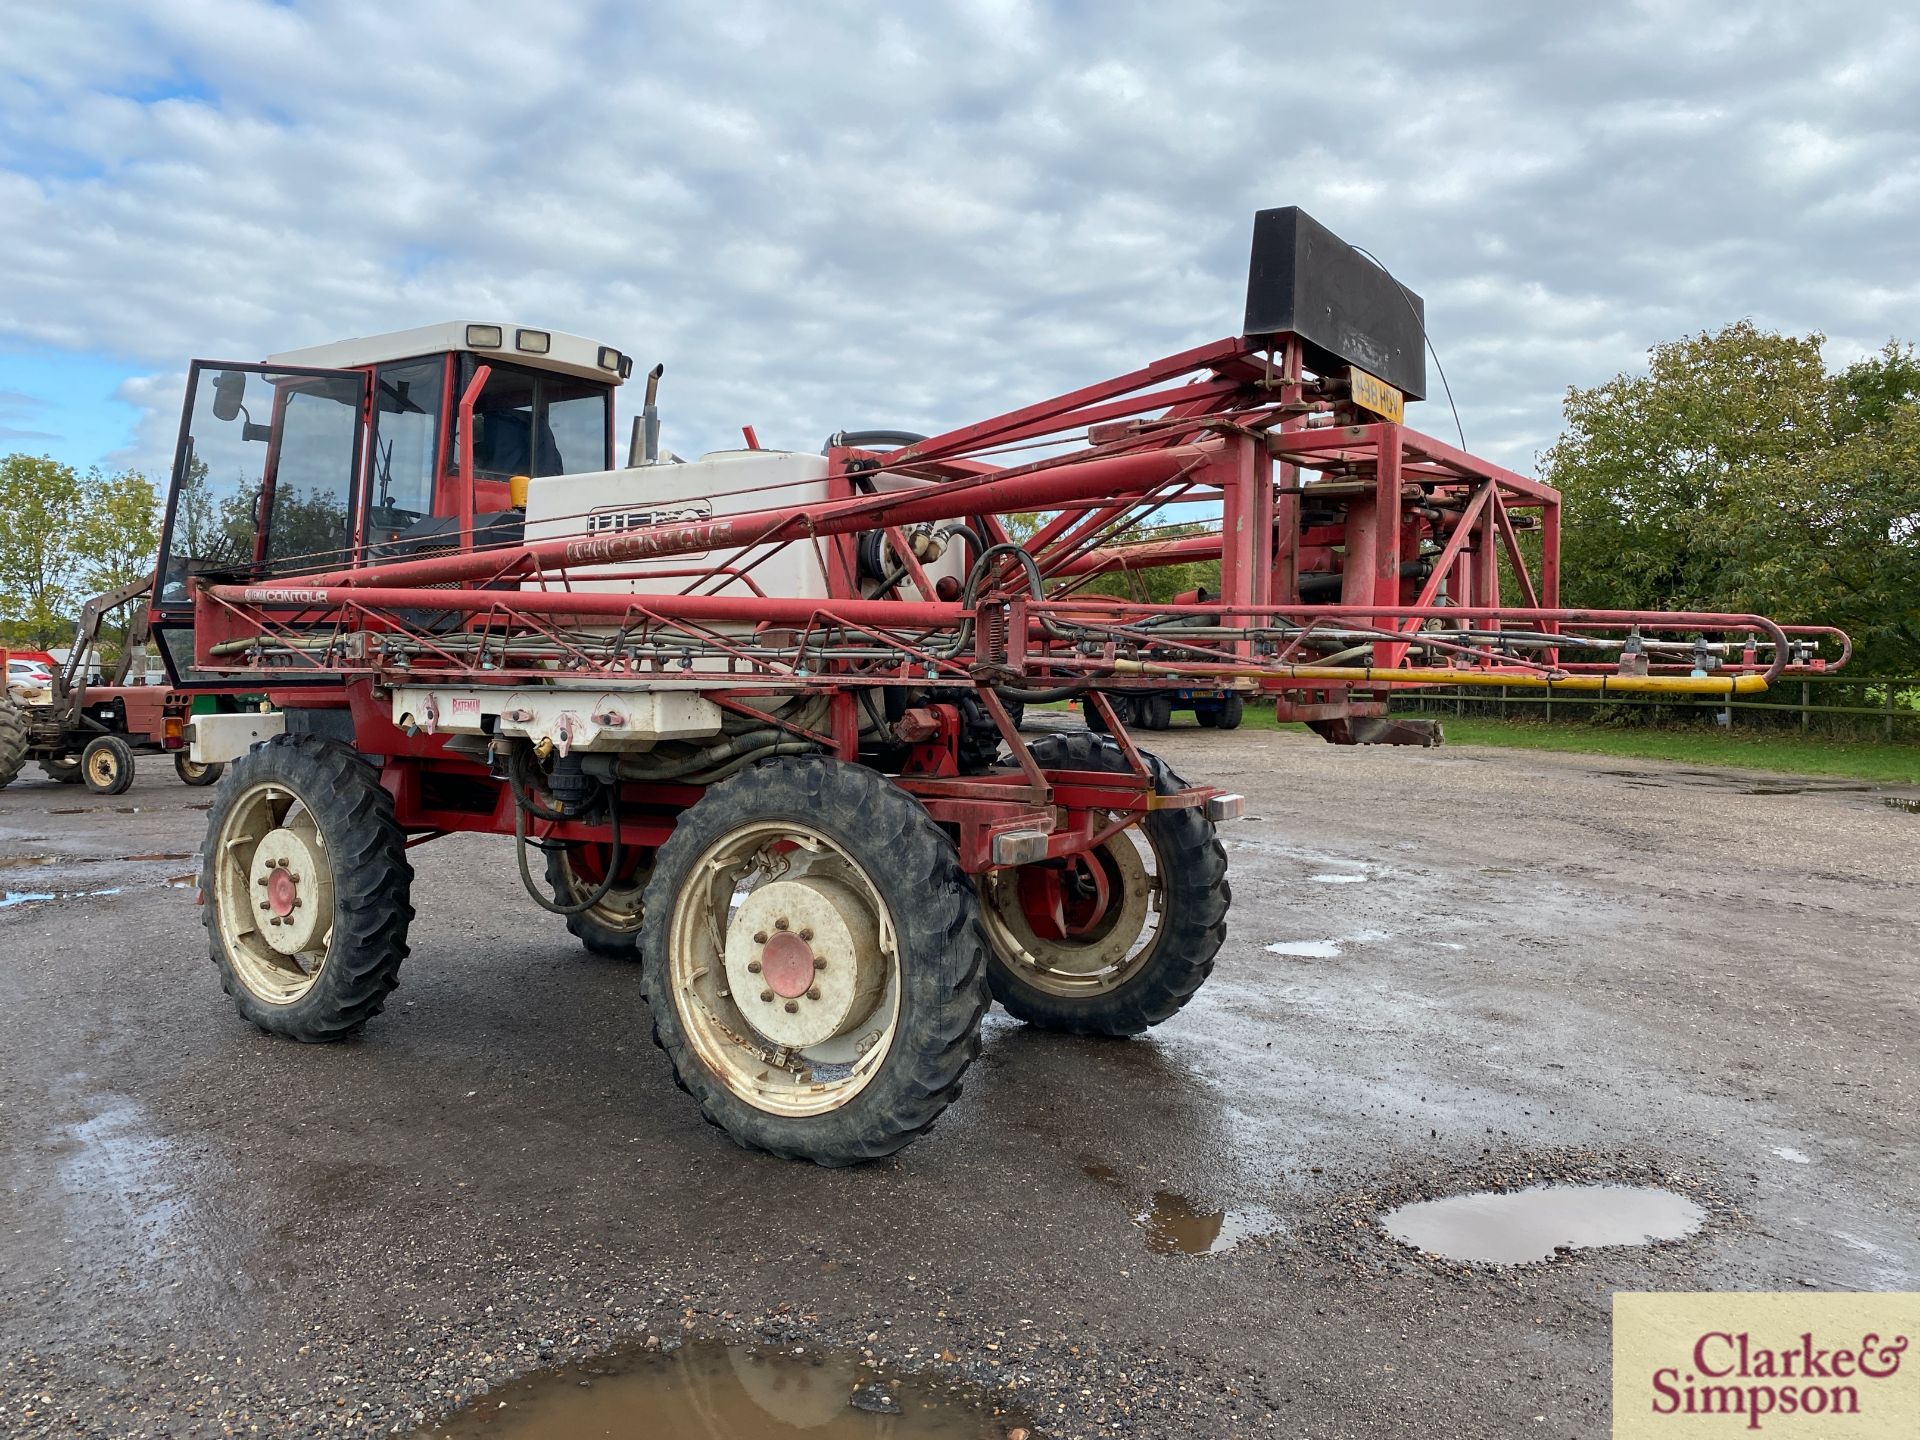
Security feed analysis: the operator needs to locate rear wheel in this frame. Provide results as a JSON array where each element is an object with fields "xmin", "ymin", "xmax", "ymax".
[
  {"xmin": 202, "ymin": 734, "xmax": 413, "ymax": 1042},
  {"xmin": 1085, "ymin": 693, "xmax": 1133, "ymax": 735},
  {"xmin": 639, "ymin": 756, "xmax": 990, "ymax": 1165},
  {"xmin": 81, "ymin": 734, "xmax": 136, "ymax": 795},
  {"xmin": 980, "ymin": 732, "xmax": 1228, "ymax": 1036},
  {"xmin": 41, "ymin": 754, "xmax": 84, "ymax": 784},
  {"xmin": 175, "ymin": 752, "xmax": 225, "ymax": 787},
  {"xmin": 1217, "ymin": 693, "xmax": 1245, "ymax": 730},
  {"xmin": 0, "ymin": 700, "xmax": 27, "ymax": 789},
  {"xmin": 1139, "ymin": 694, "xmax": 1173, "ymax": 731},
  {"xmin": 545, "ymin": 841, "xmax": 650, "ymax": 958}
]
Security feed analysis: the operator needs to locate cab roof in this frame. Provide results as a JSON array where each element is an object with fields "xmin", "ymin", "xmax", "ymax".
[{"xmin": 266, "ymin": 322, "xmax": 629, "ymax": 386}]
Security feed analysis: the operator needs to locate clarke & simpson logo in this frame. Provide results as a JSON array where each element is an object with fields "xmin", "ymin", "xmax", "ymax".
[{"xmin": 1614, "ymin": 1293, "xmax": 1917, "ymax": 1437}]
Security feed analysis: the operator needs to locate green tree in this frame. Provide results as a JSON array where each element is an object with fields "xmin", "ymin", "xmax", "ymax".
[
  {"xmin": 73, "ymin": 467, "xmax": 162, "ymax": 659},
  {"xmin": 0, "ymin": 453, "xmax": 86, "ymax": 648},
  {"xmin": 1542, "ymin": 321, "xmax": 1831, "ymax": 614},
  {"xmin": 1540, "ymin": 324, "xmax": 1920, "ymax": 674}
]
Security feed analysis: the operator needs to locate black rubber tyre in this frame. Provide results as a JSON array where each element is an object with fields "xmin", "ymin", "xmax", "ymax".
[
  {"xmin": 1195, "ymin": 707, "xmax": 1221, "ymax": 728},
  {"xmin": 983, "ymin": 732, "xmax": 1228, "ymax": 1036},
  {"xmin": 638, "ymin": 756, "xmax": 991, "ymax": 1166},
  {"xmin": 1139, "ymin": 694, "xmax": 1173, "ymax": 731},
  {"xmin": 0, "ymin": 699, "xmax": 27, "ymax": 790},
  {"xmin": 1217, "ymin": 693, "xmax": 1245, "ymax": 730},
  {"xmin": 545, "ymin": 842, "xmax": 648, "ymax": 958},
  {"xmin": 1085, "ymin": 693, "xmax": 1133, "ymax": 735},
  {"xmin": 175, "ymin": 752, "xmax": 225, "ymax": 787},
  {"xmin": 42, "ymin": 754, "xmax": 84, "ymax": 784},
  {"xmin": 202, "ymin": 734, "xmax": 414, "ymax": 1042},
  {"xmin": 81, "ymin": 734, "xmax": 137, "ymax": 795}
]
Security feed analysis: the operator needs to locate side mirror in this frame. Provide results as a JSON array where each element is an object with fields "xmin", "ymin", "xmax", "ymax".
[{"xmin": 211, "ymin": 370, "xmax": 247, "ymax": 422}]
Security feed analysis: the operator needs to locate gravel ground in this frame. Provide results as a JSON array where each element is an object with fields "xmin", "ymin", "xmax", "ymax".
[{"xmin": 1, "ymin": 724, "xmax": 1914, "ymax": 1437}]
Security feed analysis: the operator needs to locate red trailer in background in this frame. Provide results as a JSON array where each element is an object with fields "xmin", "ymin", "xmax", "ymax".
[{"xmin": 148, "ymin": 208, "xmax": 1846, "ymax": 1164}]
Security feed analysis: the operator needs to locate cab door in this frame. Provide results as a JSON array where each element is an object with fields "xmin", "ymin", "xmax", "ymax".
[{"xmin": 151, "ymin": 361, "xmax": 371, "ymax": 688}]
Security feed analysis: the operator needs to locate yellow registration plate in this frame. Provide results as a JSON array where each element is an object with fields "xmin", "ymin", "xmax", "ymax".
[{"xmin": 1348, "ymin": 366, "xmax": 1405, "ymax": 424}]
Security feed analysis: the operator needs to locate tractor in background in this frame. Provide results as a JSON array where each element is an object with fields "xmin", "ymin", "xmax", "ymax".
[{"xmin": 1, "ymin": 577, "xmax": 248, "ymax": 794}]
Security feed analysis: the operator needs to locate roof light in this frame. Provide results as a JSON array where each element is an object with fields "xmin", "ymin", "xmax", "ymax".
[
  {"xmin": 516, "ymin": 328, "xmax": 550, "ymax": 354},
  {"xmin": 597, "ymin": 345, "xmax": 622, "ymax": 372},
  {"xmin": 618, "ymin": 355, "xmax": 634, "ymax": 379},
  {"xmin": 466, "ymin": 324, "xmax": 503, "ymax": 348}
]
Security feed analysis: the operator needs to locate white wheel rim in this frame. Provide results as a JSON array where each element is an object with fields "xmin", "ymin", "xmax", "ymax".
[
  {"xmin": 980, "ymin": 825, "xmax": 1166, "ymax": 996},
  {"xmin": 668, "ymin": 821, "xmax": 901, "ymax": 1117},
  {"xmin": 556, "ymin": 848, "xmax": 648, "ymax": 933},
  {"xmin": 212, "ymin": 781, "xmax": 336, "ymax": 1004}
]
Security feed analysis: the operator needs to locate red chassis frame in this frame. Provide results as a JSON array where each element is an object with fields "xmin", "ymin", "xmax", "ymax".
[{"xmin": 180, "ymin": 331, "xmax": 1847, "ymax": 869}]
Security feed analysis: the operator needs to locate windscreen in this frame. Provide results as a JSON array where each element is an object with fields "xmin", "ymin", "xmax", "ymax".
[{"xmin": 158, "ymin": 364, "xmax": 367, "ymax": 604}]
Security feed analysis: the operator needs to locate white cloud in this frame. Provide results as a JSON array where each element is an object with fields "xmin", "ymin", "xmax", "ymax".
[{"xmin": 0, "ymin": 0, "xmax": 1915, "ymax": 481}]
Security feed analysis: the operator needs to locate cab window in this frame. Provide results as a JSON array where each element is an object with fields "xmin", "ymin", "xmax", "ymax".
[{"xmin": 456, "ymin": 357, "xmax": 610, "ymax": 481}]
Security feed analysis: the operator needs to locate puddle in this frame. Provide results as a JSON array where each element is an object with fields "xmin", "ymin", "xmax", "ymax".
[
  {"xmin": 420, "ymin": 1340, "xmax": 1023, "ymax": 1439},
  {"xmin": 1263, "ymin": 930, "xmax": 1388, "ymax": 960},
  {"xmin": 1265, "ymin": 940, "xmax": 1341, "ymax": 959},
  {"xmin": 1382, "ymin": 1184, "xmax": 1704, "ymax": 1264},
  {"xmin": 1137, "ymin": 1191, "xmax": 1275, "ymax": 1255},
  {"xmin": 1884, "ymin": 798, "xmax": 1920, "ymax": 814},
  {"xmin": 1309, "ymin": 873, "xmax": 1367, "ymax": 885},
  {"xmin": 0, "ymin": 885, "xmax": 124, "ymax": 910},
  {"xmin": 1079, "ymin": 1156, "xmax": 1273, "ymax": 1256},
  {"xmin": 1600, "ymin": 768, "xmax": 1874, "ymax": 798},
  {"xmin": 1771, "ymin": 1146, "xmax": 1812, "ymax": 1164}
]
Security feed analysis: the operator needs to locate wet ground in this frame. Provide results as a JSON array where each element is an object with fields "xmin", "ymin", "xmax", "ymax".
[{"xmin": 1, "ymin": 728, "xmax": 1915, "ymax": 1437}]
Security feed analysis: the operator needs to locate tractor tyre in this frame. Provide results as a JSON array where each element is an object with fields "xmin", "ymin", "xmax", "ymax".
[
  {"xmin": 545, "ymin": 842, "xmax": 649, "ymax": 958},
  {"xmin": 1217, "ymin": 693, "xmax": 1245, "ymax": 730},
  {"xmin": 0, "ymin": 699, "xmax": 26, "ymax": 790},
  {"xmin": 1195, "ymin": 707, "xmax": 1221, "ymax": 728},
  {"xmin": 42, "ymin": 754, "xmax": 84, "ymax": 784},
  {"xmin": 1139, "ymin": 694, "xmax": 1174, "ymax": 731},
  {"xmin": 201, "ymin": 734, "xmax": 413, "ymax": 1042},
  {"xmin": 980, "ymin": 732, "xmax": 1228, "ymax": 1037},
  {"xmin": 175, "ymin": 752, "xmax": 225, "ymax": 787},
  {"xmin": 638, "ymin": 755, "xmax": 991, "ymax": 1166},
  {"xmin": 1085, "ymin": 693, "xmax": 1132, "ymax": 735},
  {"xmin": 81, "ymin": 734, "xmax": 137, "ymax": 795}
]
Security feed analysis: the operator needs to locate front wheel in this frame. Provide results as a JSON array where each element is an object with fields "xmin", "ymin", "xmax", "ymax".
[
  {"xmin": 175, "ymin": 752, "xmax": 225, "ymax": 787},
  {"xmin": 980, "ymin": 732, "xmax": 1228, "ymax": 1036},
  {"xmin": 42, "ymin": 755, "xmax": 84, "ymax": 784},
  {"xmin": 201, "ymin": 734, "xmax": 413, "ymax": 1041},
  {"xmin": 82, "ymin": 734, "xmax": 137, "ymax": 795},
  {"xmin": 638, "ymin": 756, "xmax": 990, "ymax": 1165}
]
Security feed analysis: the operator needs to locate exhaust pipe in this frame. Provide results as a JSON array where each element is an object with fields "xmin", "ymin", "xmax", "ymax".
[{"xmin": 626, "ymin": 364, "xmax": 666, "ymax": 467}]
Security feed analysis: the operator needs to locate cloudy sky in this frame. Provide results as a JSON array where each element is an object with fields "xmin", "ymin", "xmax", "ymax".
[{"xmin": 2, "ymin": 1, "xmax": 1916, "ymax": 484}]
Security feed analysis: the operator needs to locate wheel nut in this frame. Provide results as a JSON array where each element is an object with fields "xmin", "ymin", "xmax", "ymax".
[
  {"xmin": 774, "ymin": 917, "xmax": 789, "ymax": 931},
  {"xmin": 759, "ymin": 989, "xmax": 773, "ymax": 1003},
  {"xmin": 806, "ymin": 986, "xmax": 821, "ymax": 1001},
  {"xmin": 799, "ymin": 928, "xmax": 813, "ymax": 942},
  {"xmin": 813, "ymin": 956, "xmax": 826, "ymax": 971},
  {"xmin": 753, "ymin": 931, "xmax": 767, "ymax": 944},
  {"xmin": 747, "ymin": 959, "xmax": 762, "ymax": 974},
  {"xmin": 783, "ymin": 1000, "xmax": 799, "ymax": 1013}
]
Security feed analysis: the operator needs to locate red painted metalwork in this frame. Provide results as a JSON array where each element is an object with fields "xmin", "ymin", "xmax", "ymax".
[{"xmin": 163, "ymin": 321, "xmax": 1848, "ymax": 874}]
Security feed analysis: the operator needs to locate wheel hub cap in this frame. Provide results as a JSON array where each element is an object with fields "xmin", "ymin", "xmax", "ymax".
[
  {"xmin": 724, "ymin": 876, "xmax": 884, "ymax": 1049},
  {"xmin": 250, "ymin": 828, "xmax": 333, "ymax": 956}
]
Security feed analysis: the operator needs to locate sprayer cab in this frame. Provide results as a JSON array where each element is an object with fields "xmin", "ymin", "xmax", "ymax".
[{"xmin": 149, "ymin": 321, "xmax": 636, "ymax": 686}]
